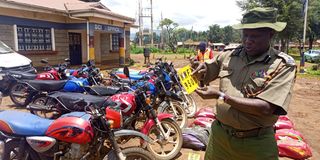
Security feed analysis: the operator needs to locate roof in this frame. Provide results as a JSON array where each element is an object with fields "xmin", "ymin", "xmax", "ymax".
[
  {"xmin": 2, "ymin": 0, "xmax": 135, "ymax": 23},
  {"xmin": 212, "ymin": 43, "xmax": 225, "ymax": 46},
  {"xmin": 224, "ymin": 43, "xmax": 241, "ymax": 50}
]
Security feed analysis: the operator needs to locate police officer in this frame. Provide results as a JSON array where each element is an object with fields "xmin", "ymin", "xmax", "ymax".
[{"xmin": 192, "ymin": 7, "xmax": 296, "ymax": 160}]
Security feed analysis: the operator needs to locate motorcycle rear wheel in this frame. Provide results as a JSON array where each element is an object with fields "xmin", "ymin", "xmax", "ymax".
[
  {"xmin": 104, "ymin": 147, "xmax": 155, "ymax": 160},
  {"xmin": 146, "ymin": 118, "xmax": 183, "ymax": 160},
  {"xmin": 29, "ymin": 96, "xmax": 60, "ymax": 119},
  {"xmin": 9, "ymin": 83, "xmax": 30, "ymax": 107}
]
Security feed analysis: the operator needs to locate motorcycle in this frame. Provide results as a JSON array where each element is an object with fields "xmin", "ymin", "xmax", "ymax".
[
  {"xmin": 0, "ymin": 59, "xmax": 68, "ymax": 99},
  {"xmin": 161, "ymin": 60, "xmax": 197, "ymax": 117},
  {"xmin": 8, "ymin": 65, "xmax": 103, "ymax": 107},
  {"xmin": 28, "ymin": 82, "xmax": 183, "ymax": 160},
  {"xmin": 0, "ymin": 104, "xmax": 155, "ymax": 160},
  {"xmin": 110, "ymin": 66, "xmax": 188, "ymax": 129},
  {"xmin": 110, "ymin": 82, "xmax": 183, "ymax": 160}
]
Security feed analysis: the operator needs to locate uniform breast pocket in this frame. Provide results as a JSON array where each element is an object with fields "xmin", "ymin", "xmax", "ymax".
[
  {"xmin": 218, "ymin": 70, "xmax": 233, "ymax": 92},
  {"xmin": 250, "ymin": 77, "xmax": 266, "ymax": 89},
  {"xmin": 246, "ymin": 77, "xmax": 267, "ymax": 96}
]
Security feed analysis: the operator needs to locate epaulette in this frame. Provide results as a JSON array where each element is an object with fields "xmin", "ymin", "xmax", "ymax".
[
  {"xmin": 276, "ymin": 52, "xmax": 296, "ymax": 66},
  {"xmin": 231, "ymin": 45, "xmax": 244, "ymax": 56}
]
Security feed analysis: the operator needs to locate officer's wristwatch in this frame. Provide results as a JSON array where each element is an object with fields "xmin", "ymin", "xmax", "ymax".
[{"xmin": 218, "ymin": 92, "xmax": 229, "ymax": 103}]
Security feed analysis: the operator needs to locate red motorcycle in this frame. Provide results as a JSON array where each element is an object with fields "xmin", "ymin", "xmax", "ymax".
[{"xmin": 0, "ymin": 105, "xmax": 155, "ymax": 159}]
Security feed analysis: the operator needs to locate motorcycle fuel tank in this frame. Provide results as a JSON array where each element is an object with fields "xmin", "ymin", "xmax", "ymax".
[{"xmin": 45, "ymin": 117, "xmax": 94, "ymax": 144}]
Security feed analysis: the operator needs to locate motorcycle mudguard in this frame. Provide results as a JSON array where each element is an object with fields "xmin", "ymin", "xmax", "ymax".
[
  {"xmin": 114, "ymin": 129, "xmax": 153, "ymax": 144},
  {"xmin": 140, "ymin": 113, "xmax": 174, "ymax": 135}
]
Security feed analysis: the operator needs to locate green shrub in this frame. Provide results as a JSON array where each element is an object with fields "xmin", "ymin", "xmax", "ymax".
[{"xmin": 130, "ymin": 46, "xmax": 143, "ymax": 54}]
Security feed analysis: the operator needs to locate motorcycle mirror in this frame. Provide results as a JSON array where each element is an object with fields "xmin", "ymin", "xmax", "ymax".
[
  {"xmin": 123, "ymin": 66, "xmax": 130, "ymax": 78},
  {"xmin": 40, "ymin": 59, "xmax": 48, "ymax": 64}
]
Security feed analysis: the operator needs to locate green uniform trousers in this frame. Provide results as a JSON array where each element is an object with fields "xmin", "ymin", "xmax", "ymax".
[{"xmin": 205, "ymin": 121, "xmax": 278, "ymax": 160}]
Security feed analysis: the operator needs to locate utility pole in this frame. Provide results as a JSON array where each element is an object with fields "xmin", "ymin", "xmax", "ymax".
[
  {"xmin": 160, "ymin": 12, "xmax": 164, "ymax": 49},
  {"xmin": 138, "ymin": 0, "xmax": 143, "ymax": 46},
  {"xmin": 300, "ymin": 0, "xmax": 308, "ymax": 73},
  {"xmin": 138, "ymin": 0, "xmax": 153, "ymax": 47},
  {"xmin": 150, "ymin": 0, "xmax": 153, "ymax": 45}
]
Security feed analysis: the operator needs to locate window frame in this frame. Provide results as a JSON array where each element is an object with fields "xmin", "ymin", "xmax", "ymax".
[{"xmin": 16, "ymin": 25, "xmax": 53, "ymax": 52}]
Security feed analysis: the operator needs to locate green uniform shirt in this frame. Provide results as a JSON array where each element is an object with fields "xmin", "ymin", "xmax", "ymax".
[{"xmin": 204, "ymin": 46, "xmax": 296, "ymax": 130}]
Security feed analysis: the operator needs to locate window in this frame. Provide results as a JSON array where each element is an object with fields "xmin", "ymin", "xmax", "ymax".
[
  {"xmin": 17, "ymin": 26, "xmax": 52, "ymax": 51},
  {"xmin": 111, "ymin": 34, "xmax": 119, "ymax": 51}
]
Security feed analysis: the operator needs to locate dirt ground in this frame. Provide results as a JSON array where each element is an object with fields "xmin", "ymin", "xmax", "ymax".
[{"xmin": 0, "ymin": 53, "xmax": 319, "ymax": 160}]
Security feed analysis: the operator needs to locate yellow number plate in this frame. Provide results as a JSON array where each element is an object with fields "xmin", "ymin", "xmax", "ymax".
[{"xmin": 178, "ymin": 65, "xmax": 199, "ymax": 94}]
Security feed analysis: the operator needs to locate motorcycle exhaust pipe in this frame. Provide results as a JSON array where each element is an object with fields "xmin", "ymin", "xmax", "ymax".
[{"xmin": 26, "ymin": 104, "xmax": 51, "ymax": 112}]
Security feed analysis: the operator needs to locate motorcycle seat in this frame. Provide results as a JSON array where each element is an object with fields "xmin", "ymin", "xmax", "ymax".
[
  {"xmin": 48, "ymin": 92, "xmax": 108, "ymax": 110},
  {"xmin": 87, "ymin": 86, "xmax": 121, "ymax": 96},
  {"xmin": 25, "ymin": 80, "xmax": 67, "ymax": 91},
  {"xmin": 8, "ymin": 71, "xmax": 37, "ymax": 80},
  {"xmin": 0, "ymin": 110, "xmax": 53, "ymax": 136}
]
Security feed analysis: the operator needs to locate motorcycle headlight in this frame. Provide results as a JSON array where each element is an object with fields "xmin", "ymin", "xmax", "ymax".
[{"xmin": 105, "ymin": 107, "xmax": 122, "ymax": 129}]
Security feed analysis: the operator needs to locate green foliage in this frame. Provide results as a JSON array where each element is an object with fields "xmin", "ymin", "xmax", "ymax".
[
  {"xmin": 130, "ymin": 45, "xmax": 144, "ymax": 54},
  {"xmin": 150, "ymin": 47, "xmax": 161, "ymax": 53},
  {"xmin": 176, "ymin": 48, "xmax": 194, "ymax": 54},
  {"xmin": 159, "ymin": 18, "xmax": 179, "ymax": 53},
  {"xmin": 130, "ymin": 44, "xmax": 161, "ymax": 54}
]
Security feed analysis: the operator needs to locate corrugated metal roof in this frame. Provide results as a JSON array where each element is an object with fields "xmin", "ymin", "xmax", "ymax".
[
  {"xmin": 7, "ymin": 0, "xmax": 86, "ymax": 11},
  {"xmin": 4, "ymin": 0, "xmax": 134, "ymax": 22}
]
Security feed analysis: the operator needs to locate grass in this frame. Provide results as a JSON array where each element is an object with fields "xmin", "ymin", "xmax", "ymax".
[{"xmin": 288, "ymin": 48, "xmax": 320, "ymax": 78}]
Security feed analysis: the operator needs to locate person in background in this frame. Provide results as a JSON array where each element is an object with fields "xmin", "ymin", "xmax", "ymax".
[
  {"xmin": 192, "ymin": 7, "xmax": 296, "ymax": 160},
  {"xmin": 195, "ymin": 42, "xmax": 214, "ymax": 63},
  {"xmin": 143, "ymin": 47, "xmax": 151, "ymax": 65}
]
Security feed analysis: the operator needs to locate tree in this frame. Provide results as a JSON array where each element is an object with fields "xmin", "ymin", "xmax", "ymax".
[
  {"xmin": 307, "ymin": 0, "xmax": 320, "ymax": 49},
  {"xmin": 159, "ymin": 18, "xmax": 179, "ymax": 53},
  {"xmin": 236, "ymin": 0, "xmax": 304, "ymax": 52},
  {"xmin": 207, "ymin": 24, "xmax": 224, "ymax": 43}
]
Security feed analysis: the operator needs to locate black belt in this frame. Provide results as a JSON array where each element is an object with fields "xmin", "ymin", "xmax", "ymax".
[{"xmin": 217, "ymin": 121, "xmax": 274, "ymax": 138}]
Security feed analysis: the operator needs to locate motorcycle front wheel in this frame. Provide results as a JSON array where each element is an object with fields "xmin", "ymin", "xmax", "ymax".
[
  {"xmin": 104, "ymin": 147, "xmax": 155, "ymax": 160},
  {"xmin": 157, "ymin": 101, "xmax": 187, "ymax": 129},
  {"xmin": 146, "ymin": 118, "xmax": 183, "ymax": 160},
  {"xmin": 182, "ymin": 93, "xmax": 197, "ymax": 118}
]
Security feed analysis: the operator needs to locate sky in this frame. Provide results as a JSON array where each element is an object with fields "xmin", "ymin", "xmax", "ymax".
[{"xmin": 102, "ymin": 0, "xmax": 243, "ymax": 33}]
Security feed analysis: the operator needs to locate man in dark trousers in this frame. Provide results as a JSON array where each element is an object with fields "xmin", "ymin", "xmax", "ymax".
[
  {"xmin": 143, "ymin": 47, "xmax": 150, "ymax": 65},
  {"xmin": 192, "ymin": 7, "xmax": 296, "ymax": 160}
]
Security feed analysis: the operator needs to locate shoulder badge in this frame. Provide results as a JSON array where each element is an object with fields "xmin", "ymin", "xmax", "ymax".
[
  {"xmin": 276, "ymin": 52, "xmax": 296, "ymax": 66},
  {"xmin": 231, "ymin": 45, "xmax": 243, "ymax": 56}
]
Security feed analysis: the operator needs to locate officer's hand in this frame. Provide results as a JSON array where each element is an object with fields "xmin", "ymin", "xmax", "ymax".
[
  {"xmin": 191, "ymin": 62, "xmax": 207, "ymax": 81},
  {"xmin": 196, "ymin": 86, "xmax": 220, "ymax": 99}
]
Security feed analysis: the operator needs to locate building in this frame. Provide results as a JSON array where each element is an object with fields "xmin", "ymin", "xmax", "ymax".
[{"xmin": 0, "ymin": 0, "xmax": 135, "ymax": 66}]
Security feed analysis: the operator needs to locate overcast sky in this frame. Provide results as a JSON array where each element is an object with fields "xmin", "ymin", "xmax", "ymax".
[{"xmin": 102, "ymin": 0, "xmax": 243, "ymax": 32}]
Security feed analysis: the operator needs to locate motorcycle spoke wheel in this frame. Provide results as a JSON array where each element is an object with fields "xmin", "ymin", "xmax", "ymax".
[
  {"xmin": 159, "ymin": 102, "xmax": 187, "ymax": 129},
  {"xmin": 183, "ymin": 94, "xmax": 197, "ymax": 118},
  {"xmin": 9, "ymin": 83, "xmax": 30, "ymax": 107},
  {"xmin": 146, "ymin": 118, "xmax": 182, "ymax": 160},
  {"xmin": 30, "ymin": 97, "xmax": 60, "ymax": 119}
]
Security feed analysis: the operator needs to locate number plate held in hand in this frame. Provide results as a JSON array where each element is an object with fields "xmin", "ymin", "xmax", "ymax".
[{"xmin": 178, "ymin": 65, "xmax": 199, "ymax": 94}]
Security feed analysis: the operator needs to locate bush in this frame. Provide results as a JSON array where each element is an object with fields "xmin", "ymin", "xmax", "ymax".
[
  {"xmin": 130, "ymin": 46, "xmax": 144, "ymax": 54},
  {"xmin": 177, "ymin": 47, "xmax": 194, "ymax": 54}
]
